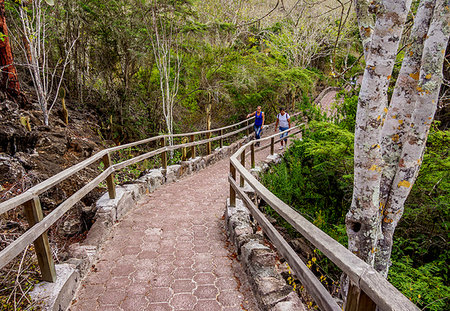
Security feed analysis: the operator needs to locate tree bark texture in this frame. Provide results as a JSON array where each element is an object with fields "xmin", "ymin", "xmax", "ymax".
[
  {"xmin": 0, "ymin": 0, "xmax": 20, "ymax": 95},
  {"xmin": 347, "ymin": 0, "xmax": 413, "ymax": 265},
  {"xmin": 349, "ymin": 0, "xmax": 450, "ymax": 277}
]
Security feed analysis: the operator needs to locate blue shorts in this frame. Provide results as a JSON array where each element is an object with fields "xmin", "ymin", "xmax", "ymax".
[{"xmin": 279, "ymin": 127, "xmax": 289, "ymax": 140}]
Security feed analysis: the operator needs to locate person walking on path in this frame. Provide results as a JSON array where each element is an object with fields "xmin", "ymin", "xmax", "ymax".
[
  {"xmin": 275, "ymin": 107, "xmax": 291, "ymax": 150},
  {"xmin": 246, "ymin": 106, "xmax": 264, "ymax": 146}
]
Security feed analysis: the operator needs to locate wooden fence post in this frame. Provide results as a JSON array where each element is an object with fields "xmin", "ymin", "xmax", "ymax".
[
  {"xmin": 102, "ymin": 152, "xmax": 116, "ymax": 199},
  {"xmin": 251, "ymin": 143, "xmax": 255, "ymax": 168},
  {"xmin": 220, "ymin": 129, "xmax": 224, "ymax": 148},
  {"xmin": 23, "ymin": 197, "xmax": 56, "ymax": 282},
  {"xmin": 345, "ymin": 282, "xmax": 376, "ymax": 311},
  {"xmin": 246, "ymin": 120, "xmax": 250, "ymax": 136},
  {"xmin": 230, "ymin": 163, "xmax": 236, "ymax": 207},
  {"xmin": 270, "ymin": 137, "xmax": 275, "ymax": 155},
  {"xmin": 161, "ymin": 137, "xmax": 167, "ymax": 170},
  {"xmin": 190, "ymin": 135, "xmax": 196, "ymax": 159},
  {"xmin": 240, "ymin": 150, "xmax": 245, "ymax": 187},
  {"xmin": 206, "ymin": 103, "xmax": 212, "ymax": 155}
]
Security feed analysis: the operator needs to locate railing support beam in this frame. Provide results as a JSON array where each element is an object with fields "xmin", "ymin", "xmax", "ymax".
[
  {"xmin": 23, "ymin": 197, "xmax": 56, "ymax": 282},
  {"xmin": 240, "ymin": 150, "xmax": 245, "ymax": 187},
  {"xmin": 190, "ymin": 135, "xmax": 196, "ymax": 159},
  {"xmin": 102, "ymin": 152, "xmax": 116, "ymax": 199},
  {"xmin": 250, "ymin": 143, "xmax": 255, "ymax": 168},
  {"xmin": 345, "ymin": 282, "xmax": 376, "ymax": 311},
  {"xmin": 161, "ymin": 137, "xmax": 167, "ymax": 170},
  {"xmin": 270, "ymin": 137, "xmax": 275, "ymax": 155},
  {"xmin": 230, "ymin": 163, "xmax": 236, "ymax": 206},
  {"xmin": 220, "ymin": 129, "xmax": 224, "ymax": 148}
]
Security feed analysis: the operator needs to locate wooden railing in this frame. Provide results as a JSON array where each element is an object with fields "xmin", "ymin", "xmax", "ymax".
[
  {"xmin": 228, "ymin": 127, "xmax": 420, "ymax": 311},
  {"xmin": 0, "ymin": 117, "xmax": 255, "ymax": 282}
]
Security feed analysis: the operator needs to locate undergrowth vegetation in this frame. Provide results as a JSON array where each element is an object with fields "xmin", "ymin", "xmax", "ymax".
[{"xmin": 261, "ymin": 100, "xmax": 449, "ymax": 310}]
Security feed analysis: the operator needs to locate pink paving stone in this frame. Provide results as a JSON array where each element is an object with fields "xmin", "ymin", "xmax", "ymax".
[
  {"xmin": 218, "ymin": 290, "xmax": 243, "ymax": 307},
  {"xmin": 98, "ymin": 290, "xmax": 127, "ymax": 305},
  {"xmin": 106, "ymin": 277, "xmax": 132, "ymax": 289},
  {"xmin": 192, "ymin": 261, "xmax": 215, "ymax": 272},
  {"xmin": 110, "ymin": 264, "xmax": 136, "ymax": 277},
  {"xmin": 120, "ymin": 295, "xmax": 149, "ymax": 310},
  {"xmin": 172, "ymin": 267, "xmax": 195, "ymax": 279},
  {"xmin": 127, "ymin": 282, "xmax": 151, "ymax": 296},
  {"xmin": 76, "ymin": 284, "xmax": 105, "ymax": 300},
  {"xmin": 193, "ymin": 285, "xmax": 219, "ymax": 299},
  {"xmin": 172, "ymin": 279, "xmax": 196, "ymax": 293},
  {"xmin": 151, "ymin": 274, "xmax": 174, "ymax": 287},
  {"xmin": 138, "ymin": 250, "xmax": 159, "ymax": 259},
  {"xmin": 70, "ymin": 299, "xmax": 98, "ymax": 311},
  {"xmin": 173, "ymin": 258, "xmax": 194, "ymax": 268},
  {"xmin": 132, "ymin": 268, "xmax": 155, "ymax": 282},
  {"xmin": 146, "ymin": 287, "xmax": 173, "ymax": 303},
  {"xmin": 194, "ymin": 299, "xmax": 222, "ymax": 311},
  {"xmin": 148, "ymin": 303, "xmax": 172, "ymax": 311},
  {"xmin": 215, "ymin": 277, "xmax": 238, "ymax": 291},
  {"xmin": 193, "ymin": 272, "xmax": 216, "ymax": 285},
  {"xmin": 170, "ymin": 293, "xmax": 198, "ymax": 310}
]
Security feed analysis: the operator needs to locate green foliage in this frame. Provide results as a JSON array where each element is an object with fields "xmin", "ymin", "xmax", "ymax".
[
  {"xmin": 261, "ymin": 121, "xmax": 449, "ymax": 310},
  {"xmin": 261, "ymin": 121, "xmax": 354, "ymax": 235},
  {"xmin": 334, "ymin": 88, "xmax": 359, "ymax": 132}
]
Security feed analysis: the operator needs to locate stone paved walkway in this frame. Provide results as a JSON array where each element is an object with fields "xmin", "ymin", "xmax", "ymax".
[{"xmin": 70, "ymin": 127, "xmax": 299, "ymax": 311}]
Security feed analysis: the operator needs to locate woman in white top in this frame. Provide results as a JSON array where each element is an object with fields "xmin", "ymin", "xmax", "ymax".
[{"xmin": 274, "ymin": 108, "xmax": 291, "ymax": 150}]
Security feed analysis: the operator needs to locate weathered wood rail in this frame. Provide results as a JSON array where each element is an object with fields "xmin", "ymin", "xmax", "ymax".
[
  {"xmin": 229, "ymin": 127, "xmax": 420, "ymax": 311},
  {"xmin": 0, "ymin": 117, "xmax": 255, "ymax": 282}
]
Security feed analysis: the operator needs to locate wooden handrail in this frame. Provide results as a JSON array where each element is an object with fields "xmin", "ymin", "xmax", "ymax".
[
  {"xmin": 0, "ymin": 117, "xmax": 254, "ymax": 279},
  {"xmin": 229, "ymin": 127, "xmax": 420, "ymax": 311}
]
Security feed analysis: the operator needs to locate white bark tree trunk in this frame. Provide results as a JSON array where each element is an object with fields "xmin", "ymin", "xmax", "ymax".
[
  {"xmin": 346, "ymin": 0, "xmax": 413, "ymax": 265},
  {"xmin": 149, "ymin": 5, "xmax": 182, "ymax": 157},
  {"xmin": 348, "ymin": 0, "xmax": 450, "ymax": 279}
]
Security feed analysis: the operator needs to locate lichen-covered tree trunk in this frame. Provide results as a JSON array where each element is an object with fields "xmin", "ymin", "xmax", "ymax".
[
  {"xmin": 346, "ymin": 0, "xmax": 412, "ymax": 265},
  {"xmin": 0, "ymin": 0, "xmax": 21, "ymax": 95},
  {"xmin": 348, "ymin": 0, "xmax": 450, "ymax": 280},
  {"xmin": 375, "ymin": 0, "xmax": 450, "ymax": 276}
]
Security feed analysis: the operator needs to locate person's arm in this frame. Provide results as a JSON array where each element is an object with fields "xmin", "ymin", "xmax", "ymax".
[
  {"xmin": 246, "ymin": 111, "xmax": 256, "ymax": 118},
  {"xmin": 275, "ymin": 115, "xmax": 279, "ymax": 128},
  {"xmin": 287, "ymin": 116, "xmax": 291, "ymax": 128},
  {"xmin": 262, "ymin": 112, "xmax": 265, "ymax": 126}
]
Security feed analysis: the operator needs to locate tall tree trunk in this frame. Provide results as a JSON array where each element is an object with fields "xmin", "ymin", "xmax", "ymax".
[
  {"xmin": 0, "ymin": 0, "xmax": 20, "ymax": 95},
  {"xmin": 375, "ymin": 0, "xmax": 450, "ymax": 277},
  {"xmin": 346, "ymin": 0, "xmax": 413, "ymax": 265}
]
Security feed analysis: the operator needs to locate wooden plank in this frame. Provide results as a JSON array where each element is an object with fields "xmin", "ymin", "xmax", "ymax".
[
  {"xmin": 190, "ymin": 135, "xmax": 196, "ymax": 158},
  {"xmin": 0, "ymin": 150, "xmax": 106, "ymax": 215},
  {"xmin": 112, "ymin": 147, "xmax": 165, "ymax": 171},
  {"xmin": 229, "ymin": 150, "xmax": 420, "ymax": 311},
  {"xmin": 240, "ymin": 150, "xmax": 245, "ymax": 187},
  {"xmin": 23, "ymin": 197, "xmax": 56, "ymax": 282},
  {"xmin": 229, "ymin": 163, "xmax": 236, "ymax": 207},
  {"xmin": 270, "ymin": 137, "xmax": 275, "ymax": 155},
  {"xmin": 229, "ymin": 176, "xmax": 341, "ymax": 311},
  {"xmin": 0, "ymin": 168, "xmax": 111, "ymax": 270},
  {"xmin": 250, "ymin": 143, "xmax": 255, "ymax": 168},
  {"xmin": 254, "ymin": 129, "xmax": 302, "ymax": 153},
  {"xmin": 206, "ymin": 103, "xmax": 212, "ymax": 155},
  {"xmin": 102, "ymin": 152, "xmax": 116, "ymax": 199},
  {"xmin": 161, "ymin": 137, "xmax": 167, "ymax": 170},
  {"xmin": 220, "ymin": 129, "xmax": 224, "ymax": 148},
  {"xmin": 345, "ymin": 282, "xmax": 376, "ymax": 311}
]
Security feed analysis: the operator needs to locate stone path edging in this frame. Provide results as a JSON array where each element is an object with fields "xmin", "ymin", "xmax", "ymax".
[{"xmin": 225, "ymin": 154, "xmax": 306, "ymax": 311}]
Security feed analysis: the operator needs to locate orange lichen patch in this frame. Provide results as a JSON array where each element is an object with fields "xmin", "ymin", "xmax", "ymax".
[
  {"xmin": 369, "ymin": 164, "xmax": 377, "ymax": 171},
  {"xmin": 409, "ymin": 72, "xmax": 420, "ymax": 80},
  {"xmin": 398, "ymin": 119, "xmax": 403, "ymax": 124},
  {"xmin": 417, "ymin": 158, "xmax": 422, "ymax": 164},
  {"xmin": 398, "ymin": 180, "xmax": 411, "ymax": 188},
  {"xmin": 387, "ymin": 75, "xmax": 391, "ymax": 80},
  {"xmin": 392, "ymin": 114, "xmax": 397, "ymax": 119},
  {"xmin": 428, "ymin": 117, "xmax": 432, "ymax": 119},
  {"xmin": 384, "ymin": 218, "xmax": 393, "ymax": 223},
  {"xmin": 417, "ymin": 86, "xmax": 423, "ymax": 92},
  {"xmin": 377, "ymin": 115, "xmax": 381, "ymax": 121},
  {"xmin": 364, "ymin": 27, "xmax": 372, "ymax": 37},
  {"xmin": 409, "ymin": 51, "xmax": 413, "ymax": 56},
  {"xmin": 392, "ymin": 134, "xmax": 399, "ymax": 142},
  {"xmin": 425, "ymin": 74, "xmax": 431, "ymax": 79},
  {"xmin": 371, "ymin": 144, "xmax": 380, "ymax": 149},
  {"xmin": 383, "ymin": 107, "xmax": 388, "ymax": 113}
]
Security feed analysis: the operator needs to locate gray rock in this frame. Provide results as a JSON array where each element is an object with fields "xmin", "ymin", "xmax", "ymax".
[{"xmin": 30, "ymin": 264, "xmax": 80, "ymax": 311}]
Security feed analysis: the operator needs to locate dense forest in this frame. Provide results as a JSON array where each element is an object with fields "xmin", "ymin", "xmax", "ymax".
[{"xmin": 0, "ymin": 0, "xmax": 448, "ymax": 310}]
